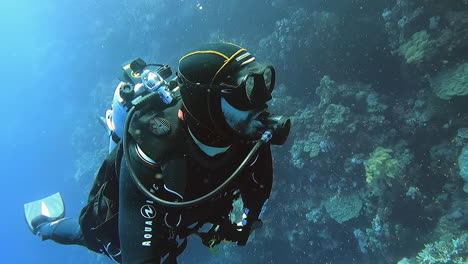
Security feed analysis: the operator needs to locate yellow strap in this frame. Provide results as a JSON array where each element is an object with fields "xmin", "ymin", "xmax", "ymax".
[
  {"xmin": 179, "ymin": 50, "xmax": 229, "ymax": 62},
  {"xmin": 224, "ymin": 42, "xmax": 243, "ymax": 49},
  {"xmin": 211, "ymin": 48, "xmax": 246, "ymax": 84}
]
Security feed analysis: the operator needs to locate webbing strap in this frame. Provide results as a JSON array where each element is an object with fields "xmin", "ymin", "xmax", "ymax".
[{"xmin": 162, "ymin": 238, "xmax": 187, "ymax": 264}]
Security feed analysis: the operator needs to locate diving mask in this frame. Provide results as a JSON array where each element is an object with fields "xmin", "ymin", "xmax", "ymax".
[{"xmin": 220, "ymin": 66, "xmax": 275, "ymax": 110}]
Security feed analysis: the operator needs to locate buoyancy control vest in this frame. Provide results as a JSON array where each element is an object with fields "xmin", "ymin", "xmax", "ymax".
[{"xmin": 79, "ymin": 57, "xmax": 277, "ymax": 261}]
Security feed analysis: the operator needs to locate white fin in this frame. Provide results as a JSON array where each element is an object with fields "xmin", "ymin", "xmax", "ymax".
[{"xmin": 41, "ymin": 201, "xmax": 50, "ymax": 217}]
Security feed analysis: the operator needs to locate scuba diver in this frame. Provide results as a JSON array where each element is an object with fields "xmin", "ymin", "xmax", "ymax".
[{"xmin": 24, "ymin": 42, "xmax": 291, "ymax": 264}]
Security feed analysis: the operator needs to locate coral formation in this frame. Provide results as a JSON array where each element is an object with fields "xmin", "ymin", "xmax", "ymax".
[
  {"xmin": 321, "ymin": 104, "xmax": 349, "ymax": 130},
  {"xmin": 431, "ymin": 62, "xmax": 468, "ymax": 100},
  {"xmin": 364, "ymin": 146, "xmax": 412, "ymax": 195},
  {"xmin": 364, "ymin": 147, "xmax": 401, "ymax": 184},
  {"xmin": 324, "ymin": 193, "xmax": 362, "ymax": 224},
  {"xmin": 415, "ymin": 234, "xmax": 468, "ymax": 264},
  {"xmin": 459, "ymin": 145, "xmax": 468, "ymax": 192},
  {"xmin": 289, "ymin": 131, "xmax": 325, "ymax": 169},
  {"xmin": 398, "ymin": 30, "xmax": 435, "ymax": 64},
  {"xmin": 459, "ymin": 145, "xmax": 468, "ymax": 180},
  {"xmin": 454, "ymin": 128, "xmax": 468, "ymax": 147},
  {"xmin": 258, "ymin": 8, "xmax": 339, "ymax": 62}
]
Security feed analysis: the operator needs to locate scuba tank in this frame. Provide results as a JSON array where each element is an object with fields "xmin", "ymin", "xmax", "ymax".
[{"xmin": 103, "ymin": 58, "xmax": 177, "ymax": 152}]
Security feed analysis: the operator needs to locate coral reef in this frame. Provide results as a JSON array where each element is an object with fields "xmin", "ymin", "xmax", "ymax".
[
  {"xmin": 398, "ymin": 30, "xmax": 436, "ymax": 64},
  {"xmin": 364, "ymin": 145, "xmax": 413, "ymax": 195},
  {"xmin": 67, "ymin": 1, "xmax": 468, "ymax": 263},
  {"xmin": 289, "ymin": 131, "xmax": 324, "ymax": 169},
  {"xmin": 397, "ymin": 234, "xmax": 468, "ymax": 264},
  {"xmin": 258, "ymin": 8, "xmax": 339, "ymax": 62},
  {"xmin": 459, "ymin": 145, "xmax": 468, "ymax": 193},
  {"xmin": 431, "ymin": 62, "xmax": 468, "ymax": 100},
  {"xmin": 459, "ymin": 146, "xmax": 468, "ymax": 179},
  {"xmin": 321, "ymin": 104, "xmax": 349, "ymax": 131},
  {"xmin": 365, "ymin": 147, "xmax": 401, "ymax": 183},
  {"xmin": 324, "ymin": 193, "xmax": 362, "ymax": 224},
  {"xmin": 193, "ymin": 1, "xmax": 468, "ymax": 263}
]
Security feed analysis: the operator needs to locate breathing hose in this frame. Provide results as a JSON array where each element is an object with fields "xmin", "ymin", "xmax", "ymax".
[{"xmin": 122, "ymin": 93, "xmax": 272, "ymax": 208}]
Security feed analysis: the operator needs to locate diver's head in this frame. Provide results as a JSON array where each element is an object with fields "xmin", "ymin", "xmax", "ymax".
[{"xmin": 178, "ymin": 42, "xmax": 289, "ymax": 145}]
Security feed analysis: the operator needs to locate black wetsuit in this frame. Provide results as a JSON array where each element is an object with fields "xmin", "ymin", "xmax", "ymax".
[
  {"xmin": 118, "ymin": 97, "xmax": 273, "ymax": 263},
  {"xmin": 39, "ymin": 97, "xmax": 273, "ymax": 264},
  {"xmin": 36, "ymin": 218, "xmax": 85, "ymax": 245}
]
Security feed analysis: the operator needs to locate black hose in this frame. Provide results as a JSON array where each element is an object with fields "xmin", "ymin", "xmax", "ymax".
[
  {"xmin": 146, "ymin": 63, "xmax": 165, "ymax": 67},
  {"xmin": 123, "ymin": 94, "xmax": 271, "ymax": 208}
]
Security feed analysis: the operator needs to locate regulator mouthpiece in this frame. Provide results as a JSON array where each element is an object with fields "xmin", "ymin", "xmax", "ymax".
[{"xmin": 263, "ymin": 115, "xmax": 291, "ymax": 145}]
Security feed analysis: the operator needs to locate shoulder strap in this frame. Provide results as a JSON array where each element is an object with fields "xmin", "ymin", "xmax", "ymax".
[{"xmin": 129, "ymin": 98, "xmax": 186, "ymax": 163}]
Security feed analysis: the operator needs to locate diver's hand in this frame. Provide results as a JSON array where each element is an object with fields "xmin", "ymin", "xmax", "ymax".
[{"xmin": 236, "ymin": 219, "xmax": 263, "ymax": 246}]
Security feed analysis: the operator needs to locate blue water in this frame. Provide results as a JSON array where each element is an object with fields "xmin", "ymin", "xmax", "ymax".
[{"xmin": 0, "ymin": 1, "xmax": 279, "ymax": 263}]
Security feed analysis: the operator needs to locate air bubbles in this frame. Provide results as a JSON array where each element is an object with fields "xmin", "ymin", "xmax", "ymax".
[{"xmin": 196, "ymin": 3, "xmax": 203, "ymax": 10}]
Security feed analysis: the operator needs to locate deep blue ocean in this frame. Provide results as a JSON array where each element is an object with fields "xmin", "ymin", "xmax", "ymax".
[{"xmin": 1, "ymin": 1, "xmax": 284, "ymax": 263}]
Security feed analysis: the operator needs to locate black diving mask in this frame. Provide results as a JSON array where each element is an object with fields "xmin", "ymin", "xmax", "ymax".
[{"xmin": 219, "ymin": 65, "xmax": 275, "ymax": 110}]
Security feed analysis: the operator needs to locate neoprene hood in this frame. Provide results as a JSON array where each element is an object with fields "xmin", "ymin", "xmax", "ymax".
[{"xmin": 178, "ymin": 42, "xmax": 256, "ymax": 139}]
